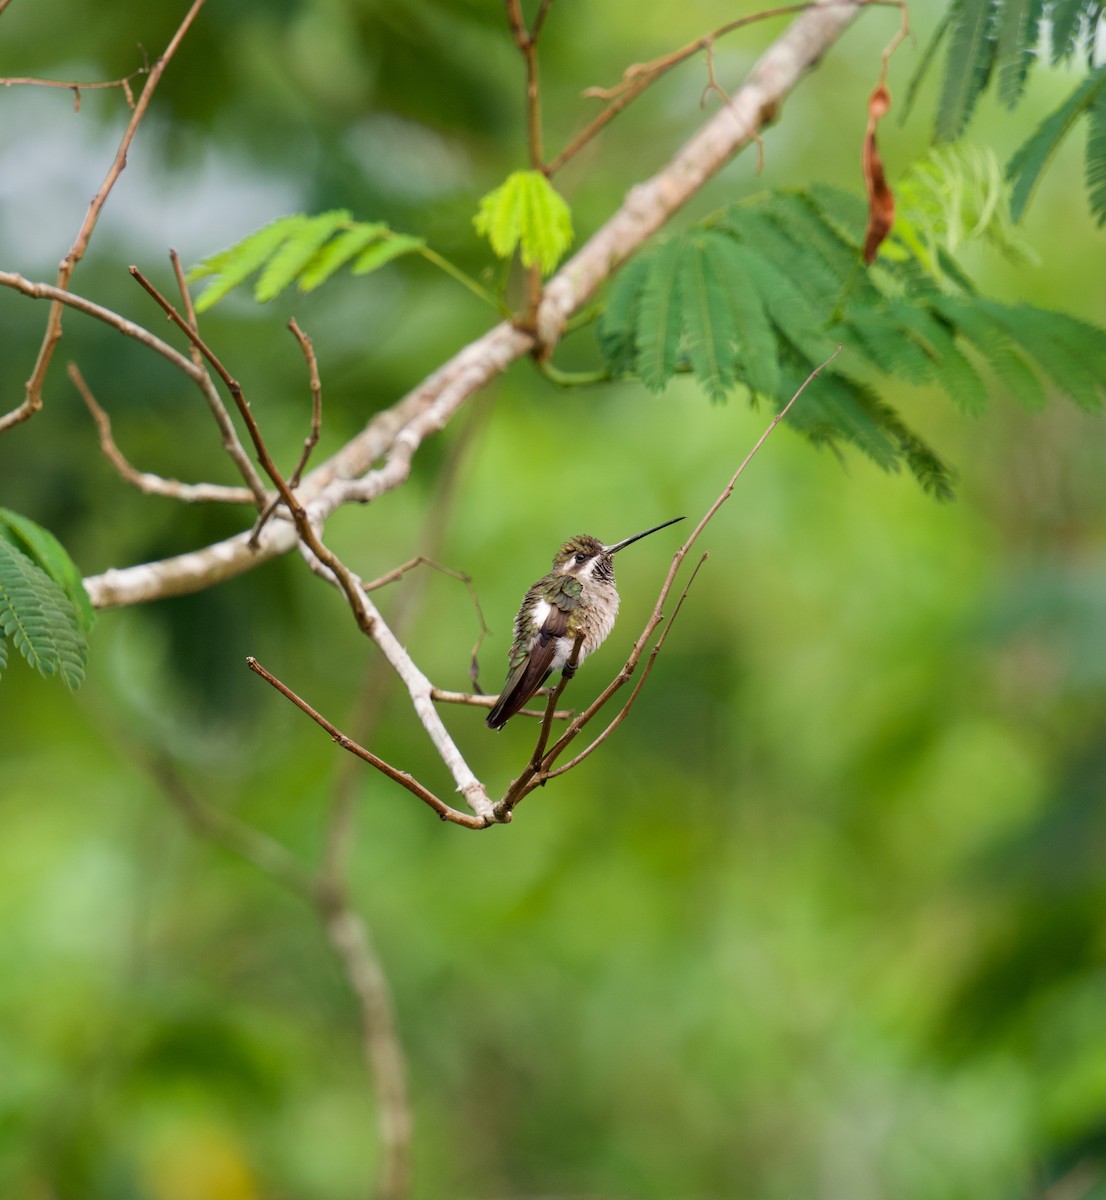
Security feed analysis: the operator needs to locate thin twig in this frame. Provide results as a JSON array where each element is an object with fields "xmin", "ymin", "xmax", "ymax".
[
  {"xmin": 0, "ymin": 0, "xmax": 207, "ymax": 432},
  {"xmin": 68, "ymin": 362, "xmax": 257, "ymax": 505},
  {"xmin": 0, "ymin": 64, "xmax": 148, "ymax": 111},
  {"xmin": 548, "ymin": 2, "xmax": 813, "ymax": 175},
  {"xmin": 247, "ymin": 658, "xmax": 490, "ymax": 828},
  {"xmin": 494, "ymin": 348, "xmax": 840, "ymax": 820},
  {"xmin": 249, "ymin": 318, "xmax": 325, "ymax": 545}
]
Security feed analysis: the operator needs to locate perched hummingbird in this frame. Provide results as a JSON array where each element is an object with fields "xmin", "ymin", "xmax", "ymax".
[{"xmin": 486, "ymin": 517, "xmax": 685, "ymax": 730}]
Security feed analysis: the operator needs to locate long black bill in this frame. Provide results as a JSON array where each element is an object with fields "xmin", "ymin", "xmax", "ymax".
[{"xmin": 606, "ymin": 515, "xmax": 685, "ymax": 555}]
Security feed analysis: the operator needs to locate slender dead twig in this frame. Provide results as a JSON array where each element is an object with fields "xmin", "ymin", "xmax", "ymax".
[
  {"xmin": 168, "ymin": 248, "xmax": 270, "ymax": 503},
  {"xmin": 80, "ymin": 1, "xmax": 868, "ymax": 610},
  {"xmin": 247, "ymin": 658, "xmax": 490, "ymax": 828},
  {"xmin": 494, "ymin": 347, "xmax": 841, "ymax": 820},
  {"xmin": 0, "ymin": 0, "xmax": 207, "ymax": 433},
  {"xmin": 0, "ymin": 63, "xmax": 148, "ymax": 111},
  {"xmin": 139, "ymin": 751, "xmax": 411, "ymax": 1199},
  {"xmin": 68, "ymin": 363, "xmax": 257, "ymax": 505},
  {"xmin": 249, "ymin": 318, "xmax": 325, "ymax": 546},
  {"xmin": 548, "ymin": 2, "xmax": 813, "ymax": 175}
]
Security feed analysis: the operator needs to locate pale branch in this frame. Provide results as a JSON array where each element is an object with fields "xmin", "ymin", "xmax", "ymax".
[
  {"xmin": 127, "ymin": 267, "xmax": 497, "ymax": 821},
  {"xmin": 144, "ymin": 753, "xmax": 411, "ymax": 1199},
  {"xmin": 0, "ymin": 0, "xmax": 207, "ymax": 433},
  {"xmin": 549, "ymin": 1, "xmax": 813, "ymax": 175},
  {"xmin": 68, "ymin": 363, "xmax": 257, "ymax": 505},
  {"xmin": 78, "ymin": 0, "xmax": 867, "ymax": 612}
]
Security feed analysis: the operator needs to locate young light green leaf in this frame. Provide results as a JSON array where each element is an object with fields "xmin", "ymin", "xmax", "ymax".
[
  {"xmin": 190, "ymin": 215, "xmax": 306, "ymax": 312},
  {"xmin": 297, "ymin": 222, "xmax": 389, "ymax": 292},
  {"xmin": 254, "ymin": 210, "xmax": 352, "ymax": 302},
  {"xmin": 351, "ymin": 233, "xmax": 425, "ymax": 276},
  {"xmin": 473, "ymin": 170, "xmax": 573, "ymax": 274}
]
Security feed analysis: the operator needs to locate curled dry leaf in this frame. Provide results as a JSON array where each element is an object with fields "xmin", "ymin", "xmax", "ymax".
[{"xmin": 862, "ymin": 83, "xmax": 894, "ymax": 265}]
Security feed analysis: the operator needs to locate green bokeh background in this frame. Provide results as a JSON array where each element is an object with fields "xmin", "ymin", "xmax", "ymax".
[{"xmin": 1, "ymin": 2, "xmax": 1103, "ymax": 1198}]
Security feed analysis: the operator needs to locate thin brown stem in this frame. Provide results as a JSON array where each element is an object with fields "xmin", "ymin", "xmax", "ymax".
[
  {"xmin": 69, "ymin": 363, "xmax": 256, "ymax": 504},
  {"xmin": 1, "ymin": 0, "xmax": 207, "ymax": 432},
  {"xmin": 0, "ymin": 64, "xmax": 148, "ymax": 111},
  {"xmin": 247, "ymin": 658, "xmax": 491, "ymax": 828}
]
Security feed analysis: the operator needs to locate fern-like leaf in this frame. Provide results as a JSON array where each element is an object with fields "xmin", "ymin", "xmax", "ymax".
[
  {"xmin": 189, "ymin": 212, "xmax": 423, "ymax": 310},
  {"xmin": 679, "ymin": 233, "xmax": 740, "ymax": 403},
  {"xmin": 1006, "ymin": 66, "xmax": 1106, "ymax": 220},
  {"xmin": 0, "ymin": 508, "xmax": 95, "ymax": 633},
  {"xmin": 934, "ymin": 296, "xmax": 1047, "ymax": 409},
  {"xmin": 634, "ymin": 236, "xmax": 686, "ymax": 393},
  {"xmin": 977, "ymin": 300, "xmax": 1106, "ymax": 411},
  {"xmin": 893, "ymin": 145, "xmax": 1036, "ymax": 280},
  {"xmin": 351, "ymin": 233, "xmax": 427, "ymax": 275},
  {"xmin": 994, "ymin": 0, "xmax": 1044, "ymax": 107},
  {"xmin": 708, "ymin": 237, "xmax": 781, "ymax": 399},
  {"xmin": 597, "ymin": 256, "xmax": 650, "ymax": 380},
  {"xmin": 1085, "ymin": 71, "xmax": 1106, "ymax": 226},
  {"xmin": 296, "ymin": 222, "xmax": 387, "ymax": 291},
  {"xmin": 936, "ymin": 0, "xmax": 998, "ymax": 143},
  {"xmin": 255, "ymin": 210, "xmax": 352, "ymax": 302},
  {"xmin": 0, "ymin": 540, "xmax": 88, "ymax": 690}
]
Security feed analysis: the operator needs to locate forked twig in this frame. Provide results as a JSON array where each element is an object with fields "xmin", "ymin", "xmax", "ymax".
[
  {"xmin": 247, "ymin": 658, "xmax": 489, "ymax": 828},
  {"xmin": 494, "ymin": 346, "xmax": 842, "ymax": 820},
  {"xmin": 68, "ymin": 362, "xmax": 257, "ymax": 505},
  {"xmin": 0, "ymin": 0, "xmax": 207, "ymax": 433}
]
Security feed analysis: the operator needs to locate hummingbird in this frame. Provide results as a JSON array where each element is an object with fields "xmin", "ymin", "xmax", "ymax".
[{"xmin": 486, "ymin": 517, "xmax": 685, "ymax": 730}]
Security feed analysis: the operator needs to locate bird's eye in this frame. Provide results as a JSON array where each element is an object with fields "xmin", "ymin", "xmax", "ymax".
[{"xmin": 574, "ymin": 553, "xmax": 587, "ymax": 563}]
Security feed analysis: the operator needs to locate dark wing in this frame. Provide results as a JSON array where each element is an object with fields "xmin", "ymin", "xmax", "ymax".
[{"xmin": 486, "ymin": 584, "xmax": 575, "ymax": 730}]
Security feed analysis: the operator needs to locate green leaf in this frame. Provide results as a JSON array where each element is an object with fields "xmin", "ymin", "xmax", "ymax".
[
  {"xmin": 994, "ymin": 0, "xmax": 1043, "ymax": 107},
  {"xmin": 351, "ymin": 233, "xmax": 426, "ymax": 275},
  {"xmin": 473, "ymin": 170, "xmax": 573, "ymax": 274},
  {"xmin": 597, "ymin": 255, "xmax": 651, "ymax": 379},
  {"xmin": 0, "ymin": 508, "xmax": 95, "ymax": 632},
  {"xmin": 0, "ymin": 540, "xmax": 88, "ymax": 690},
  {"xmin": 936, "ymin": 0, "xmax": 998, "ymax": 143},
  {"xmin": 297, "ymin": 223, "xmax": 388, "ymax": 292},
  {"xmin": 708, "ymin": 237, "xmax": 781, "ymax": 399},
  {"xmin": 254, "ymin": 210, "xmax": 352, "ymax": 302},
  {"xmin": 1085, "ymin": 73, "xmax": 1106, "ymax": 226},
  {"xmin": 634, "ymin": 236, "xmax": 686, "ymax": 393},
  {"xmin": 977, "ymin": 300, "xmax": 1106, "ymax": 411},
  {"xmin": 190, "ymin": 214, "xmax": 306, "ymax": 311},
  {"xmin": 1006, "ymin": 67, "xmax": 1106, "ymax": 221},
  {"xmin": 894, "ymin": 145, "xmax": 1036, "ymax": 280},
  {"xmin": 189, "ymin": 213, "xmax": 425, "ymax": 310},
  {"xmin": 933, "ymin": 296, "xmax": 1047, "ymax": 409},
  {"xmin": 678, "ymin": 234, "xmax": 741, "ymax": 403}
]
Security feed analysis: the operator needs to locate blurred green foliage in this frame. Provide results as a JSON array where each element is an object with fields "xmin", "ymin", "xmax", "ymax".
[{"xmin": 1, "ymin": 2, "xmax": 1103, "ymax": 1198}]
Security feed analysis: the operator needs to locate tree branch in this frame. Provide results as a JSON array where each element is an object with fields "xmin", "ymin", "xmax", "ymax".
[
  {"xmin": 80, "ymin": 0, "xmax": 866, "ymax": 611},
  {"xmin": 0, "ymin": 0, "xmax": 207, "ymax": 432}
]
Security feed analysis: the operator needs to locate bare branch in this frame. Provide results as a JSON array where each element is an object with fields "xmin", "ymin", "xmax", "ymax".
[
  {"xmin": 0, "ymin": 64, "xmax": 148, "ymax": 112},
  {"xmin": 0, "ymin": 0, "xmax": 207, "ymax": 432},
  {"xmin": 68, "ymin": 362, "xmax": 257, "ymax": 505},
  {"xmin": 247, "ymin": 659, "xmax": 491, "ymax": 828},
  {"xmin": 81, "ymin": 1, "xmax": 866, "ymax": 611}
]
